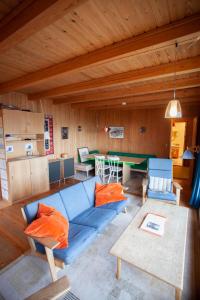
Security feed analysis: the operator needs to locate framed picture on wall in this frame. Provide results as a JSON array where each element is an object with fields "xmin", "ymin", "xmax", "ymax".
[
  {"xmin": 61, "ymin": 127, "xmax": 69, "ymax": 139},
  {"xmin": 109, "ymin": 127, "xmax": 124, "ymax": 139}
]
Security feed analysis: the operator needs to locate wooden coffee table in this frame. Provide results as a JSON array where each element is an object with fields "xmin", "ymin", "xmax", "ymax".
[{"xmin": 110, "ymin": 200, "xmax": 188, "ymax": 300}]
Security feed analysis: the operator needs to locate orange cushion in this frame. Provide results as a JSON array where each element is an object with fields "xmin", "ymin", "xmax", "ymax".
[
  {"xmin": 24, "ymin": 203, "xmax": 69, "ymax": 249},
  {"xmin": 95, "ymin": 183, "xmax": 127, "ymax": 207}
]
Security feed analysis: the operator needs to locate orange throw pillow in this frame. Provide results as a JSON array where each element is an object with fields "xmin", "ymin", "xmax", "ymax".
[
  {"xmin": 95, "ymin": 183, "xmax": 127, "ymax": 207},
  {"xmin": 24, "ymin": 203, "xmax": 69, "ymax": 249}
]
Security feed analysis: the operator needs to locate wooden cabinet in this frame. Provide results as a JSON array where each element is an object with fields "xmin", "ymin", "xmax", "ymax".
[
  {"xmin": 2, "ymin": 109, "xmax": 44, "ymax": 134},
  {"xmin": 8, "ymin": 160, "xmax": 32, "ymax": 202},
  {"xmin": 3, "ymin": 110, "xmax": 25, "ymax": 134},
  {"xmin": 30, "ymin": 157, "xmax": 49, "ymax": 195},
  {"xmin": 27, "ymin": 112, "xmax": 44, "ymax": 134},
  {"xmin": 8, "ymin": 156, "xmax": 49, "ymax": 202}
]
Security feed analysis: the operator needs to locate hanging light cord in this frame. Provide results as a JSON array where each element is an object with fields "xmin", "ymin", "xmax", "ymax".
[{"xmin": 174, "ymin": 42, "xmax": 178, "ymax": 99}]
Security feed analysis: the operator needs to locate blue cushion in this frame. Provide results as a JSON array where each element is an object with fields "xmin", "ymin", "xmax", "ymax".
[
  {"xmin": 147, "ymin": 189, "xmax": 176, "ymax": 201},
  {"xmin": 35, "ymin": 223, "xmax": 97, "ymax": 264},
  {"xmin": 24, "ymin": 193, "xmax": 68, "ymax": 223},
  {"xmin": 60, "ymin": 183, "xmax": 91, "ymax": 221},
  {"xmin": 82, "ymin": 175, "xmax": 102, "ymax": 206},
  {"xmin": 71, "ymin": 207, "xmax": 116, "ymax": 232},
  {"xmin": 100, "ymin": 200, "xmax": 127, "ymax": 214},
  {"xmin": 148, "ymin": 158, "xmax": 172, "ymax": 171},
  {"xmin": 149, "ymin": 169, "xmax": 172, "ymax": 179}
]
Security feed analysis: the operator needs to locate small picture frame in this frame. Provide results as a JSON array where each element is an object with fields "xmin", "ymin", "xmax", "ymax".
[{"xmin": 61, "ymin": 127, "xmax": 69, "ymax": 139}]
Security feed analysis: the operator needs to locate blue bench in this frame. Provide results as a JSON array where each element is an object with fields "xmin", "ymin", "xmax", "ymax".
[{"xmin": 22, "ymin": 176, "xmax": 127, "ymax": 281}]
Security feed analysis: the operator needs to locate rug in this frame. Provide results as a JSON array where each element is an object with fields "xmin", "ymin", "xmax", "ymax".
[{"xmin": 0, "ymin": 195, "xmax": 181, "ymax": 300}]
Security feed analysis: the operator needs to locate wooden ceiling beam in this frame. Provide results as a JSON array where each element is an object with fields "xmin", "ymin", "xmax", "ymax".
[
  {"xmin": 0, "ymin": 12, "xmax": 200, "ymax": 93},
  {"xmin": 70, "ymin": 88, "xmax": 200, "ymax": 109},
  {"xmin": 53, "ymin": 74, "xmax": 200, "ymax": 105},
  {"xmin": 87, "ymin": 97, "xmax": 200, "ymax": 111},
  {"xmin": 29, "ymin": 56, "xmax": 200, "ymax": 99},
  {"xmin": 0, "ymin": 0, "xmax": 87, "ymax": 54}
]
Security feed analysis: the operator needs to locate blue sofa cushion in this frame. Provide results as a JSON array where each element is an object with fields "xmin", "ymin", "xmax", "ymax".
[
  {"xmin": 147, "ymin": 189, "xmax": 176, "ymax": 201},
  {"xmin": 71, "ymin": 207, "xmax": 116, "ymax": 232},
  {"xmin": 100, "ymin": 200, "xmax": 127, "ymax": 214},
  {"xmin": 60, "ymin": 183, "xmax": 91, "ymax": 221},
  {"xmin": 82, "ymin": 175, "xmax": 102, "ymax": 206},
  {"xmin": 35, "ymin": 223, "xmax": 97, "ymax": 264},
  {"xmin": 148, "ymin": 158, "xmax": 172, "ymax": 179},
  {"xmin": 24, "ymin": 193, "xmax": 68, "ymax": 223}
]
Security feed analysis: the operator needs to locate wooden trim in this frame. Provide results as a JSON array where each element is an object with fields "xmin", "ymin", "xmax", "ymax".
[
  {"xmin": 25, "ymin": 276, "xmax": 70, "ymax": 300},
  {"xmin": 0, "ymin": 13, "xmax": 200, "ymax": 92},
  {"xmin": 0, "ymin": 0, "xmax": 87, "ymax": 54},
  {"xmin": 29, "ymin": 56, "xmax": 200, "ymax": 99},
  {"xmin": 69, "ymin": 87, "xmax": 200, "ymax": 109},
  {"xmin": 54, "ymin": 76, "xmax": 200, "ymax": 105},
  {"xmin": 45, "ymin": 246, "xmax": 57, "ymax": 282}
]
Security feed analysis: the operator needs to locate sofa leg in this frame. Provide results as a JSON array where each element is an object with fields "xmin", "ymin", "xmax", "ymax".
[
  {"xmin": 45, "ymin": 246, "xmax": 57, "ymax": 282},
  {"xmin": 123, "ymin": 207, "xmax": 127, "ymax": 214}
]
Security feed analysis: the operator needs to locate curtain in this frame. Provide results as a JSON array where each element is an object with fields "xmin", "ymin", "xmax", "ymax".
[{"xmin": 190, "ymin": 152, "xmax": 200, "ymax": 208}]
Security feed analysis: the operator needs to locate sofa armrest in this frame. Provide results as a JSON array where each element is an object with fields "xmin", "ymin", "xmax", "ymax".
[
  {"xmin": 173, "ymin": 181, "xmax": 182, "ymax": 206},
  {"xmin": 173, "ymin": 181, "xmax": 183, "ymax": 190},
  {"xmin": 142, "ymin": 178, "xmax": 148, "ymax": 188},
  {"xmin": 142, "ymin": 178, "xmax": 148, "ymax": 205},
  {"xmin": 27, "ymin": 235, "xmax": 60, "ymax": 250}
]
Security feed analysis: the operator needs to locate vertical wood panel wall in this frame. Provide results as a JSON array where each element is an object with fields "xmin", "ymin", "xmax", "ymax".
[
  {"xmin": 0, "ymin": 92, "xmax": 199, "ymax": 159},
  {"xmin": 95, "ymin": 105, "xmax": 200, "ymax": 158}
]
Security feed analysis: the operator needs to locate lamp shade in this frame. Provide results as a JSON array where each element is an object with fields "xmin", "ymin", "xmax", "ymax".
[
  {"xmin": 182, "ymin": 149, "xmax": 195, "ymax": 160},
  {"xmin": 165, "ymin": 99, "xmax": 182, "ymax": 118}
]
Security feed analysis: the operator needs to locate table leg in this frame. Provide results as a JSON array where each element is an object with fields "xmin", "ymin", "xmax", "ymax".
[
  {"xmin": 116, "ymin": 257, "xmax": 121, "ymax": 280},
  {"xmin": 122, "ymin": 163, "xmax": 130, "ymax": 185},
  {"xmin": 175, "ymin": 288, "xmax": 182, "ymax": 300}
]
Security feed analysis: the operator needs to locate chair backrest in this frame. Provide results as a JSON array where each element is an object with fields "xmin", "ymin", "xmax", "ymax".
[
  {"xmin": 107, "ymin": 156, "xmax": 120, "ymax": 171},
  {"xmin": 95, "ymin": 155, "xmax": 106, "ymax": 175},
  {"xmin": 148, "ymin": 158, "xmax": 173, "ymax": 179},
  {"xmin": 78, "ymin": 147, "xmax": 89, "ymax": 162}
]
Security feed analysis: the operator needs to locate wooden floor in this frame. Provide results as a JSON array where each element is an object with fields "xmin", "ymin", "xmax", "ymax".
[{"xmin": 0, "ymin": 177, "xmax": 199, "ymax": 298}]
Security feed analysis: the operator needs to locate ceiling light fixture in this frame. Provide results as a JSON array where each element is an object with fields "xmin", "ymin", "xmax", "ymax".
[
  {"xmin": 122, "ymin": 102, "xmax": 127, "ymax": 106},
  {"xmin": 165, "ymin": 42, "xmax": 182, "ymax": 119}
]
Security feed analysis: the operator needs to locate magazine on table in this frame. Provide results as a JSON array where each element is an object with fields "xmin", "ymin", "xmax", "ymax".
[{"xmin": 140, "ymin": 213, "xmax": 166, "ymax": 236}]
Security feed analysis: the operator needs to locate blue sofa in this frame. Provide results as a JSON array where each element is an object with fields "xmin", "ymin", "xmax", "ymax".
[{"xmin": 23, "ymin": 176, "xmax": 127, "ymax": 265}]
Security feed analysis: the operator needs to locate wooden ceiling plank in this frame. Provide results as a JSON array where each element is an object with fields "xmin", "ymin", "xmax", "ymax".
[
  {"xmin": 28, "ymin": 55, "xmax": 200, "ymax": 99},
  {"xmin": 69, "ymin": 87, "xmax": 200, "ymax": 109},
  {"xmin": 0, "ymin": 0, "xmax": 87, "ymax": 54},
  {"xmin": 53, "ymin": 74, "xmax": 200, "ymax": 105},
  {"xmin": 87, "ymin": 97, "xmax": 200, "ymax": 111},
  {"xmin": 1, "ymin": 12, "xmax": 200, "ymax": 93}
]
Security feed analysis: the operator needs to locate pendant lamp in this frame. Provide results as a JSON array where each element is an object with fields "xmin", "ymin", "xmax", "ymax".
[{"xmin": 165, "ymin": 43, "xmax": 182, "ymax": 118}]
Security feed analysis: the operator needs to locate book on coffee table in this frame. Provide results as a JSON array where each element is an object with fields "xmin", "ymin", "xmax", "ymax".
[{"xmin": 140, "ymin": 213, "xmax": 166, "ymax": 236}]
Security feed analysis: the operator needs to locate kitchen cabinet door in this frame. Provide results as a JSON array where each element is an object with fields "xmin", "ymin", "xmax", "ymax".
[{"xmin": 30, "ymin": 156, "xmax": 49, "ymax": 195}]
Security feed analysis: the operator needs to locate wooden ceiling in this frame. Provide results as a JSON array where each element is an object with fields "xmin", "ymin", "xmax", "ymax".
[{"xmin": 0, "ymin": 0, "xmax": 200, "ymax": 110}]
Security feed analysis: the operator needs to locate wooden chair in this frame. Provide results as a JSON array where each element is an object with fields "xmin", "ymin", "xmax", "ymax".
[
  {"xmin": 76, "ymin": 147, "xmax": 94, "ymax": 177},
  {"xmin": 142, "ymin": 158, "xmax": 182, "ymax": 205}
]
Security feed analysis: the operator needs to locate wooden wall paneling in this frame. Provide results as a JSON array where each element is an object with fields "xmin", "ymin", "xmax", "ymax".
[{"xmin": 95, "ymin": 104, "xmax": 200, "ymax": 158}]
